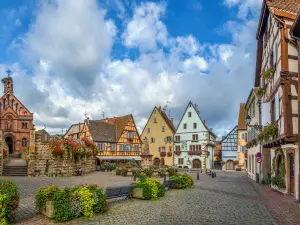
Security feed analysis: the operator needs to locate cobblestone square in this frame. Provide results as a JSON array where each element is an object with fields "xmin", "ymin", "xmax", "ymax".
[{"xmin": 2, "ymin": 170, "xmax": 293, "ymax": 225}]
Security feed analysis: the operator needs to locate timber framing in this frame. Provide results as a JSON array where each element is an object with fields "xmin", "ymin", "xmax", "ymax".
[{"xmin": 262, "ymin": 134, "xmax": 298, "ymax": 148}]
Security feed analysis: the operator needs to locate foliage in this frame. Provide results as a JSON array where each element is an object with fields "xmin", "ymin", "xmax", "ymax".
[
  {"xmin": 271, "ymin": 175, "xmax": 286, "ymax": 189},
  {"xmin": 246, "ymin": 139, "xmax": 258, "ymax": 149},
  {"xmin": 132, "ymin": 168, "xmax": 142, "ymax": 177},
  {"xmin": 0, "ymin": 180, "xmax": 19, "ymax": 224},
  {"xmin": 118, "ymin": 160, "xmax": 137, "ymax": 169},
  {"xmin": 262, "ymin": 68, "xmax": 274, "ymax": 79},
  {"xmin": 103, "ymin": 162, "xmax": 116, "ymax": 171},
  {"xmin": 170, "ymin": 173, "xmax": 194, "ymax": 189},
  {"xmin": 167, "ymin": 167, "xmax": 177, "ymax": 177},
  {"xmin": 271, "ymin": 149, "xmax": 286, "ymax": 189},
  {"xmin": 158, "ymin": 168, "xmax": 167, "ymax": 177},
  {"xmin": 119, "ymin": 168, "xmax": 128, "ymax": 176},
  {"xmin": 257, "ymin": 132, "xmax": 264, "ymax": 143},
  {"xmin": 35, "ymin": 184, "xmax": 107, "ymax": 222},
  {"xmin": 142, "ymin": 168, "xmax": 154, "ymax": 177},
  {"xmin": 135, "ymin": 178, "xmax": 165, "ymax": 200},
  {"xmin": 264, "ymin": 125, "xmax": 278, "ymax": 140},
  {"xmin": 256, "ymin": 87, "xmax": 266, "ymax": 97}
]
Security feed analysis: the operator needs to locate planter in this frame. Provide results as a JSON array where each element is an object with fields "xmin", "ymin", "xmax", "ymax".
[
  {"xmin": 167, "ymin": 152, "xmax": 172, "ymax": 157},
  {"xmin": 41, "ymin": 201, "xmax": 54, "ymax": 218},
  {"xmin": 160, "ymin": 152, "xmax": 166, "ymax": 157},
  {"xmin": 111, "ymin": 170, "xmax": 117, "ymax": 176},
  {"xmin": 175, "ymin": 151, "xmax": 181, "ymax": 156},
  {"xmin": 132, "ymin": 188, "xmax": 144, "ymax": 199}
]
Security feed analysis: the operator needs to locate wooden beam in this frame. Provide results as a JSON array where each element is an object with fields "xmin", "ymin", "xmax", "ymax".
[{"xmin": 272, "ymin": 9, "xmax": 297, "ymax": 20}]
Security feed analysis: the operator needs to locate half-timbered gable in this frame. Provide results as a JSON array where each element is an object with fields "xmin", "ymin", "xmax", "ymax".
[{"xmin": 221, "ymin": 126, "xmax": 238, "ymax": 171}]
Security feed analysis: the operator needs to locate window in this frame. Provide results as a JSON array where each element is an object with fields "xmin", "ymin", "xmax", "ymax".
[
  {"xmin": 271, "ymin": 99, "xmax": 275, "ymax": 124},
  {"xmin": 175, "ymin": 145, "xmax": 180, "ymax": 151},
  {"xmin": 242, "ymin": 133, "xmax": 245, "ymax": 140},
  {"xmin": 169, "ymin": 146, "xmax": 172, "ymax": 152},
  {"xmin": 154, "ymin": 118, "xmax": 157, "ymax": 123},
  {"xmin": 193, "ymin": 123, "xmax": 197, "ymax": 129},
  {"xmin": 135, "ymin": 144, "xmax": 139, "ymax": 151},
  {"xmin": 161, "ymin": 147, "xmax": 166, "ymax": 152},
  {"xmin": 166, "ymin": 136, "xmax": 172, "ymax": 142},
  {"xmin": 178, "ymin": 158, "xmax": 184, "ymax": 164},
  {"xmin": 175, "ymin": 136, "xmax": 180, "ymax": 142},
  {"xmin": 147, "ymin": 128, "xmax": 150, "ymax": 133},
  {"xmin": 110, "ymin": 144, "xmax": 115, "ymax": 151},
  {"xmin": 151, "ymin": 137, "xmax": 155, "ymax": 143},
  {"xmin": 127, "ymin": 145, "xmax": 132, "ymax": 151},
  {"xmin": 188, "ymin": 112, "xmax": 192, "ymax": 117},
  {"xmin": 192, "ymin": 134, "xmax": 198, "ymax": 141},
  {"xmin": 241, "ymin": 146, "xmax": 246, "ymax": 152},
  {"xmin": 22, "ymin": 123, "xmax": 28, "ymax": 129},
  {"xmin": 183, "ymin": 123, "xmax": 187, "ymax": 129},
  {"xmin": 120, "ymin": 145, "xmax": 124, "ymax": 151},
  {"xmin": 3, "ymin": 99, "xmax": 5, "ymax": 109},
  {"xmin": 98, "ymin": 143, "xmax": 106, "ymax": 151},
  {"xmin": 162, "ymin": 126, "xmax": 165, "ymax": 132},
  {"xmin": 22, "ymin": 138, "xmax": 27, "ymax": 147},
  {"xmin": 130, "ymin": 132, "xmax": 134, "ymax": 139}
]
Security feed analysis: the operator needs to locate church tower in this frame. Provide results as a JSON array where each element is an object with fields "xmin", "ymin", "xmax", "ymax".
[{"xmin": 1, "ymin": 76, "xmax": 14, "ymax": 94}]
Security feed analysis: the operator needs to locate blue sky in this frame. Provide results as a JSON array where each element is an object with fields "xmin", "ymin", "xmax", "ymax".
[{"xmin": 0, "ymin": 0, "xmax": 262, "ymax": 136}]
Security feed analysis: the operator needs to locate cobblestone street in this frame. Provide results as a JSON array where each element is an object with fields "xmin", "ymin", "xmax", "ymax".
[{"xmin": 2, "ymin": 170, "xmax": 291, "ymax": 225}]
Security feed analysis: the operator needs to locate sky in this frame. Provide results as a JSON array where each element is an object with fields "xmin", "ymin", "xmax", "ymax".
[{"xmin": 0, "ymin": 0, "xmax": 263, "ymax": 138}]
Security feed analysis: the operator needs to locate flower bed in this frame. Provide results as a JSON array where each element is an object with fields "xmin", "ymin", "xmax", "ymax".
[
  {"xmin": 188, "ymin": 151, "xmax": 201, "ymax": 156},
  {"xmin": 132, "ymin": 175, "xmax": 165, "ymax": 200},
  {"xmin": 35, "ymin": 184, "xmax": 107, "ymax": 222},
  {"xmin": 0, "ymin": 180, "xmax": 19, "ymax": 225},
  {"xmin": 169, "ymin": 173, "xmax": 193, "ymax": 189}
]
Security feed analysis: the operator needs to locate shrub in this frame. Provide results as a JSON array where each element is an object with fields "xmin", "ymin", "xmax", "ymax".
[
  {"xmin": 115, "ymin": 167, "xmax": 122, "ymax": 175},
  {"xmin": 35, "ymin": 184, "xmax": 107, "ymax": 222},
  {"xmin": 132, "ymin": 168, "xmax": 142, "ymax": 177},
  {"xmin": 167, "ymin": 167, "xmax": 177, "ymax": 177},
  {"xmin": 142, "ymin": 168, "xmax": 154, "ymax": 177},
  {"xmin": 120, "ymin": 168, "xmax": 128, "ymax": 176},
  {"xmin": 103, "ymin": 162, "xmax": 110, "ymax": 170},
  {"xmin": 158, "ymin": 168, "xmax": 167, "ymax": 177},
  {"xmin": 135, "ymin": 178, "xmax": 164, "ymax": 200},
  {"xmin": 0, "ymin": 180, "xmax": 19, "ymax": 224},
  {"xmin": 170, "ymin": 173, "xmax": 194, "ymax": 189}
]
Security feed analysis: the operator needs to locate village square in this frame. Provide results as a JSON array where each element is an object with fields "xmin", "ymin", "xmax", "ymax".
[{"xmin": 1, "ymin": 0, "xmax": 300, "ymax": 224}]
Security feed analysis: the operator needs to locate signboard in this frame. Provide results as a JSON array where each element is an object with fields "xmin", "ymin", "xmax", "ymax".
[
  {"xmin": 256, "ymin": 157, "xmax": 262, "ymax": 163},
  {"xmin": 256, "ymin": 152, "xmax": 262, "ymax": 158}
]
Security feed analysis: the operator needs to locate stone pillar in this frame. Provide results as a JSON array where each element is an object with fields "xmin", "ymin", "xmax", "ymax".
[
  {"xmin": 0, "ymin": 130, "xmax": 3, "ymax": 175},
  {"xmin": 29, "ymin": 128, "xmax": 36, "ymax": 153}
]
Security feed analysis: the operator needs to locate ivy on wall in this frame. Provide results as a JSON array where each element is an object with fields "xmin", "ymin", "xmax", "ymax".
[{"xmin": 271, "ymin": 149, "xmax": 286, "ymax": 189}]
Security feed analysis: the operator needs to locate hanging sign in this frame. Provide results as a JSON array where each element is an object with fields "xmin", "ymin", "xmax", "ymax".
[
  {"xmin": 256, "ymin": 152, "xmax": 262, "ymax": 158},
  {"xmin": 257, "ymin": 157, "xmax": 262, "ymax": 163}
]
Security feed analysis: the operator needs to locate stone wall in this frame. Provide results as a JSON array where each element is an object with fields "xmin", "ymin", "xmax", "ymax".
[
  {"xmin": 0, "ymin": 130, "xmax": 4, "ymax": 175},
  {"xmin": 27, "ymin": 131, "xmax": 96, "ymax": 177}
]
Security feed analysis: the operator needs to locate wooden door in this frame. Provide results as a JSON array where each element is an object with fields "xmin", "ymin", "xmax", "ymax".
[
  {"xmin": 153, "ymin": 158, "xmax": 160, "ymax": 166},
  {"xmin": 290, "ymin": 154, "xmax": 295, "ymax": 194},
  {"xmin": 226, "ymin": 161, "xmax": 234, "ymax": 170},
  {"xmin": 192, "ymin": 159, "xmax": 201, "ymax": 168}
]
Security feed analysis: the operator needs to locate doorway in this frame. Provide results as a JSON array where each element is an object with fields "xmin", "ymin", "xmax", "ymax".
[
  {"xmin": 289, "ymin": 153, "xmax": 295, "ymax": 194},
  {"xmin": 226, "ymin": 160, "xmax": 234, "ymax": 170},
  {"xmin": 5, "ymin": 136, "xmax": 14, "ymax": 154},
  {"xmin": 192, "ymin": 159, "xmax": 201, "ymax": 168},
  {"xmin": 153, "ymin": 158, "xmax": 160, "ymax": 166},
  {"xmin": 160, "ymin": 158, "xmax": 165, "ymax": 166}
]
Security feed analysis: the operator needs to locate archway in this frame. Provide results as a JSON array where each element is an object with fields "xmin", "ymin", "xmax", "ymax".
[
  {"xmin": 153, "ymin": 157, "xmax": 160, "ymax": 166},
  {"xmin": 5, "ymin": 136, "xmax": 14, "ymax": 154},
  {"xmin": 226, "ymin": 160, "xmax": 234, "ymax": 170},
  {"xmin": 160, "ymin": 158, "xmax": 165, "ymax": 166},
  {"xmin": 192, "ymin": 159, "xmax": 201, "ymax": 168}
]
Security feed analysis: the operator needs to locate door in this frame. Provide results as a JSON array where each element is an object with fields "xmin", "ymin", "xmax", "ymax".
[
  {"xmin": 153, "ymin": 158, "xmax": 160, "ymax": 166},
  {"xmin": 226, "ymin": 160, "xmax": 234, "ymax": 170},
  {"xmin": 290, "ymin": 154, "xmax": 295, "ymax": 194},
  {"xmin": 192, "ymin": 159, "xmax": 201, "ymax": 168}
]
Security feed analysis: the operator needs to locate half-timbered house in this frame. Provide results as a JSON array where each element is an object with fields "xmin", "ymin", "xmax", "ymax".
[
  {"xmin": 221, "ymin": 126, "xmax": 238, "ymax": 170},
  {"xmin": 251, "ymin": 0, "xmax": 300, "ymax": 199},
  {"xmin": 81, "ymin": 115, "xmax": 142, "ymax": 166}
]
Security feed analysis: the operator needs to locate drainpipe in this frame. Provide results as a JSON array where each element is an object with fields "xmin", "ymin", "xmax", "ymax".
[{"xmin": 258, "ymin": 99, "xmax": 263, "ymax": 183}]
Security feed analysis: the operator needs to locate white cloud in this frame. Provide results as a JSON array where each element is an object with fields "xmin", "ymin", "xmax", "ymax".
[
  {"xmin": 122, "ymin": 2, "xmax": 168, "ymax": 51},
  {"xmin": 224, "ymin": 0, "xmax": 262, "ymax": 19}
]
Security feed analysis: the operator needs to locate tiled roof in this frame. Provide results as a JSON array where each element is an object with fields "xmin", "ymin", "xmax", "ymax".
[
  {"xmin": 158, "ymin": 108, "xmax": 176, "ymax": 133},
  {"xmin": 87, "ymin": 120, "xmax": 116, "ymax": 142},
  {"xmin": 267, "ymin": 0, "xmax": 300, "ymax": 15},
  {"xmin": 100, "ymin": 115, "xmax": 132, "ymax": 140},
  {"xmin": 238, "ymin": 103, "xmax": 246, "ymax": 130}
]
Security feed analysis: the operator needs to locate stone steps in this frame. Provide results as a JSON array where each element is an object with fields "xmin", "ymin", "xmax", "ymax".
[{"xmin": 3, "ymin": 165, "xmax": 28, "ymax": 176}]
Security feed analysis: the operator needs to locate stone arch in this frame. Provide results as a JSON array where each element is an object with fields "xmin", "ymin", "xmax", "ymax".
[
  {"xmin": 226, "ymin": 160, "xmax": 235, "ymax": 170},
  {"xmin": 4, "ymin": 134, "xmax": 15, "ymax": 154},
  {"xmin": 153, "ymin": 157, "xmax": 160, "ymax": 166},
  {"xmin": 192, "ymin": 159, "xmax": 201, "ymax": 168}
]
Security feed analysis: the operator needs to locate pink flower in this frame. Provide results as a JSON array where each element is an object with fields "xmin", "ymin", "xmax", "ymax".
[{"xmin": 11, "ymin": 210, "xmax": 15, "ymax": 214}]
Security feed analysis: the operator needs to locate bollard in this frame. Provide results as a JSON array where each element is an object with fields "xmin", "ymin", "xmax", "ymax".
[
  {"xmin": 133, "ymin": 175, "xmax": 136, "ymax": 181},
  {"xmin": 200, "ymin": 169, "xmax": 202, "ymax": 173},
  {"xmin": 214, "ymin": 172, "xmax": 216, "ymax": 178},
  {"xmin": 197, "ymin": 172, "xmax": 199, "ymax": 180},
  {"xmin": 212, "ymin": 173, "xmax": 215, "ymax": 178}
]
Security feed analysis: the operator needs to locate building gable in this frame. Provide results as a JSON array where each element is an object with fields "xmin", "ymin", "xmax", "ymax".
[
  {"xmin": 117, "ymin": 115, "xmax": 142, "ymax": 144},
  {"xmin": 0, "ymin": 92, "xmax": 33, "ymax": 116},
  {"xmin": 81, "ymin": 121, "xmax": 93, "ymax": 141}
]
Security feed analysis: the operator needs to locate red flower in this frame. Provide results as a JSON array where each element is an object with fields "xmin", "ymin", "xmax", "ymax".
[
  {"xmin": 104, "ymin": 207, "xmax": 107, "ymax": 211},
  {"xmin": 11, "ymin": 210, "xmax": 15, "ymax": 215},
  {"xmin": 105, "ymin": 202, "xmax": 108, "ymax": 206},
  {"xmin": 4, "ymin": 204, "xmax": 7, "ymax": 207}
]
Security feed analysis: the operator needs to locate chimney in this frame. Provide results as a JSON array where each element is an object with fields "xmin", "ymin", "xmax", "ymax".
[{"xmin": 222, "ymin": 136, "xmax": 225, "ymax": 140}]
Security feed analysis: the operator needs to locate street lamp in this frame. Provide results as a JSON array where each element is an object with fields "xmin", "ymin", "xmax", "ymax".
[{"xmin": 245, "ymin": 115, "xmax": 263, "ymax": 131}]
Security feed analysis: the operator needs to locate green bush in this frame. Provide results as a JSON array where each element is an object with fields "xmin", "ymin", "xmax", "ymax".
[
  {"xmin": 120, "ymin": 168, "xmax": 128, "ymax": 176},
  {"xmin": 103, "ymin": 162, "xmax": 116, "ymax": 171},
  {"xmin": 0, "ymin": 180, "xmax": 19, "ymax": 224},
  {"xmin": 35, "ymin": 184, "xmax": 107, "ymax": 222},
  {"xmin": 167, "ymin": 167, "xmax": 177, "ymax": 176},
  {"xmin": 135, "ymin": 178, "xmax": 165, "ymax": 200},
  {"xmin": 143, "ymin": 168, "xmax": 154, "ymax": 177},
  {"xmin": 158, "ymin": 168, "xmax": 167, "ymax": 177},
  {"xmin": 170, "ymin": 173, "xmax": 193, "ymax": 189},
  {"xmin": 132, "ymin": 168, "xmax": 142, "ymax": 177}
]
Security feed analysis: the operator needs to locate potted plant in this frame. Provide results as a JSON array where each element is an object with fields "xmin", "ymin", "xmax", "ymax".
[
  {"xmin": 262, "ymin": 68, "xmax": 274, "ymax": 79},
  {"xmin": 103, "ymin": 162, "xmax": 110, "ymax": 172}
]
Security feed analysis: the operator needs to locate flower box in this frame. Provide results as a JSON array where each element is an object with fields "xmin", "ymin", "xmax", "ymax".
[
  {"xmin": 188, "ymin": 151, "xmax": 201, "ymax": 156},
  {"xmin": 167, "ymin": 152, "xmax": 172, "ymax": 157},
  {"xmin": 160, "ymin": 152, "xmax": 166, "ymax": 157},
  {"xmin": 132, "ymin": 188, "xmax": 144, "ymax": 199},
  {"xmin": 41, "ymin": 201, "xmax": 54, "ymax": 218},
  {"xmin": 174, "ymin": 151, "xmax": 181, "ymax": 156}
]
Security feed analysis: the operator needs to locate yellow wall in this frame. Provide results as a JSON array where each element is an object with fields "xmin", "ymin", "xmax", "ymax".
[
  {"xmin": 80, "ymin": 122, "xmax": 92, "ymax": 140},
  {"xmin": 141, "ymin": 107, "xmax": 174, "ymax": 166},
  {"xmin": 237, "ymin": 130, "xmax": 247, "ymax": 169}
]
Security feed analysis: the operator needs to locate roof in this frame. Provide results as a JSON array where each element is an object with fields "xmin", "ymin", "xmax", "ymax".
[
  {"xmin": 64, "ymin": 123, "xmax": 84, "ymax": 137},
  {"xmin": 267, "ymin": 0, "xmax": 300, "ymax": 15},
  {"xmin": 238, "ymin": 103, "xmax": 246, "ymax": 130},
  {"xmin": 220, "ymin": 125, "xmax": 238, "ymax": 144},
  {"xmin": 291, "ymin": 10, "xmax": 300, "ymax": 38},
  {"xmin": 87, "ymin": 120, "xmax": 116, "ymax": 142},
  {"xmin": 100, "ymin": 115, "xmax": 132, "ymax": 140},
  {"xmin": 36, "ymin": 129, "xmax": 50, "ymax": 137}
]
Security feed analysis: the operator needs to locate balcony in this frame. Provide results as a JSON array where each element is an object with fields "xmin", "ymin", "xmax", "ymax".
[
  {"xmin": 174, "ymin": 150, "xmax": 181, "ymax": 156},
  {"xmin": 188, "ymin": 151, "xmax": 201, "ymax": 156},
  {"xmin": 167, "ymin": 152, "xmax": 172, "ymax": 157},
  {"xmin": 174, "ymin": 140, "xmax": 180, "ymax": 143},
  {"xmin": 160, "ymin": 152, "xmax": 166, "ymax": 157}
]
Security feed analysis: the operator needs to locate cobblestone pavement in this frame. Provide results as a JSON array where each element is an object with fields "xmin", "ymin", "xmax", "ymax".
[{"xmin": 13, "ymin": 171, "xmax": 279, "ymax": 225}]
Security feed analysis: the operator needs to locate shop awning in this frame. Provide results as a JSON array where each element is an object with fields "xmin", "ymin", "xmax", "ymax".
[{"xmin": 96, "ymin": 156, "xmax": 142, "ymax": 161}]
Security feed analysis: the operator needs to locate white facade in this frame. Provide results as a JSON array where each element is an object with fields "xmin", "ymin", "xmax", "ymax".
[{"xmin": 174, "ymin": 102, "xmax": 216, "ymax": 169}]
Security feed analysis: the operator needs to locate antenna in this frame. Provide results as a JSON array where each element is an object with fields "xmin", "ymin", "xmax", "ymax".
[
  {"xmin": 84, "ymin": 111, "xmax": 88, "ymax": 119},
  {"xmin": 6, "ymin": 69, "xmax": 12, "ymax": 77},
  {"xmin": 163, "ymin": 101, "xmax": 170, "ymax": 111},
  {"xmin": 102, "ymin": 111, "xmax": 105, "ymax": 119},
  {"xmin": 44, "ymin": 124, "xmax": 46, "ymax": 130}
]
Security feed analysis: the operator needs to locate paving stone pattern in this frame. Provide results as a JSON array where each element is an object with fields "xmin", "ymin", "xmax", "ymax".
[{"xmin": 9, "ymin": 171, "xmax": 280, "ymax": 225}]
